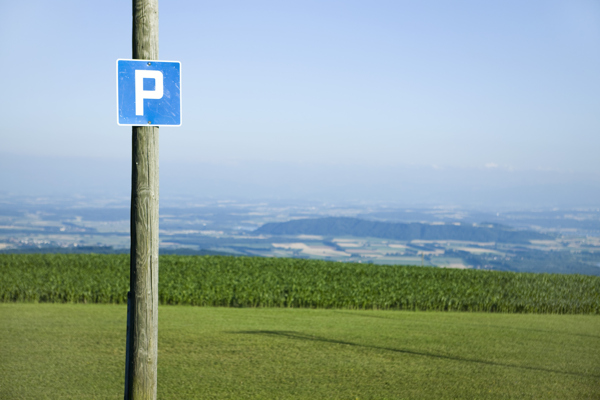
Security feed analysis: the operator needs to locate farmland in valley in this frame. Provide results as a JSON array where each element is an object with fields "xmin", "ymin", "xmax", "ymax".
[{"xmin": 3, "ymin": 196, "xmax": 600, "ymax": 276}]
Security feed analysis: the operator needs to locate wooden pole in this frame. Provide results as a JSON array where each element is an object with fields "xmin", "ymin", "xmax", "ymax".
[{"xmin": 125, "ymin": 0, "xmax": 159, "ymax": 399}]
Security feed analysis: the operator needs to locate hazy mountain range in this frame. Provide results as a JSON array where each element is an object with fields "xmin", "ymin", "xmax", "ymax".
[{"xmin": 256, "ymin": 217, "xmax": 550, "ymax": 244}]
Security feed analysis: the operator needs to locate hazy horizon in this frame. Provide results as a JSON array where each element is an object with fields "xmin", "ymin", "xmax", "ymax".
[{"xmin": 2, "ymin": 152, "xmax": 600, "ymax": 209}]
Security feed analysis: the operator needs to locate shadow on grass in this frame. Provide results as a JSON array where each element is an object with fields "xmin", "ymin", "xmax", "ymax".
[
  {"xmin": 333, "ymin": 311, "xmax": 600, "ymax": 340},
  {"xmin": 460, "ymin": 323, "xmax": 600, "ymax": 340},
  {"xmin": 232, "ymin": 330, "xmax": 599, "ymax": 379}
]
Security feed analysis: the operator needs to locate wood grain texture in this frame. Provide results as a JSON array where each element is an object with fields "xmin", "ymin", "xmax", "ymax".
[
  {"xmin": 132, "ymin": 0, "xmax": 158, "ymax": 60},
  {"xmin": 126, "ymin": 0, "xmax": 159, "ymax": 399},
  {"xmin": 128, "ymin": 126, "xmax": 159, "ymax": 400}
]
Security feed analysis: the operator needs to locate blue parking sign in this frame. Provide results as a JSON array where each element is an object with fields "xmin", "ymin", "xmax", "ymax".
[{"xmin": 117, "ymin": 59, "xmax": 181, "ymax": 126}]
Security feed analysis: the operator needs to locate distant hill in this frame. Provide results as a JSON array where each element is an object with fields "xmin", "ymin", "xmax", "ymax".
[{"xmin": 255, "ymin": 217, "xmax": 551, "ymax": 244}]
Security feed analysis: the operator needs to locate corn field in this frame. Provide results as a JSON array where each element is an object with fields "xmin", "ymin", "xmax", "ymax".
[{"xmin": 1, "ymin": 254, "xmax": 599, "ymax": 313}]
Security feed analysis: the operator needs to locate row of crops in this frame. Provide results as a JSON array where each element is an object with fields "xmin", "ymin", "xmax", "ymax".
[{"xmin": 1, "ymin": 254, "xmax": 599, "ymax": 313}]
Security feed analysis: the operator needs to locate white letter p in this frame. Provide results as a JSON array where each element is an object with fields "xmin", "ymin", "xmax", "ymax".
[{"xmin": 135, "ymin": 70, "xmax": 164, "ymax": 116}]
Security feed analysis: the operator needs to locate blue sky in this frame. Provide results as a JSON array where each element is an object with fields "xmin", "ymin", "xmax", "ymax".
[{"xmin": 1, "ymin": 1, "xmax": 600, "ymax": 206}]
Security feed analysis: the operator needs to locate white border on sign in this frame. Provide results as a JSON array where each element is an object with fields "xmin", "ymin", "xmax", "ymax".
[{"xmin": 116, "ymin": 59, "xmax": 183, "ymax": 127}]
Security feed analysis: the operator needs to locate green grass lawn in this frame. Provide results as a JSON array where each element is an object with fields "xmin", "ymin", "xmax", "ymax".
[{"xmin": 1, "ymin": 304, "xmax": 599, "ymax": 399}]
